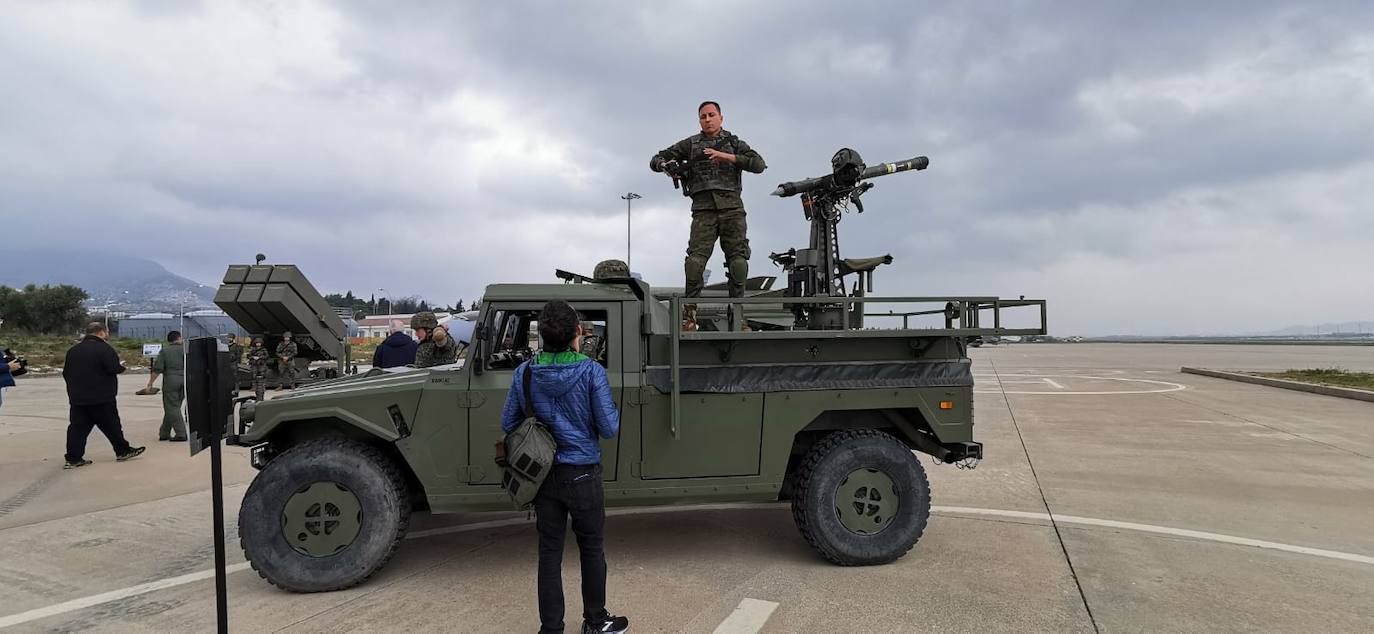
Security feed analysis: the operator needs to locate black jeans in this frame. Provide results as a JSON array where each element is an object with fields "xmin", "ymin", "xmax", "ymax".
[
  {"xmin": 66, "ymin": 402, "xmax": 132, "ymax": 462},
  {"xmin": 534, "ymin": 463, "xmax": 607, "ymax": 634}
]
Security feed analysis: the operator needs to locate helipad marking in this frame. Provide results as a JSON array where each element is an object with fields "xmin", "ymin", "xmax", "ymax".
[
  {"xmin": 713, "ymin": 598, "xmax": 780, "ymax": 634},
  {"xmin": 3, "ymin": 503, "xmax": 1369, "ymax": 629},
  {"xmin": 973, "ymin": 373, "xmax": 1188, "ymax": 395}
]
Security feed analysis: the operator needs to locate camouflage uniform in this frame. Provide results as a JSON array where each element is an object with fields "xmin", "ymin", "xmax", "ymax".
[
  {"xmin": 413, "ymin": 312, "xmax": 458, "ymax": 368},
  {"xmin": 248, "ymin": 340, "xmax": 270, "ymax": 400},
  {"xmin": 276, "ymin": 336, "xmax": 299, "ymax": 389},
  {"xmin": 651, "ymin": 130, "xmax": 766, "ymax": 299},
  {"xmin": 224, "ymin": 336, "xmax": 242, "ymax": 368}
]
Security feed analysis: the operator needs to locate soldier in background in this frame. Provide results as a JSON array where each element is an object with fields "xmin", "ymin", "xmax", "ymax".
[
  {"xmin": 145, "ymin": 331, "xmax": 188, "ymax": 441},
  {"xmin": 224, "ymin": 333, "xmax": 242, "ymax": 367},
  {"xmin": 650, "ymin": 101, "xmax": 766, "ymax": 329},
  {"xmin": 248, "ymin": 337, "xmax": 270, "ymax": 400},
  {"xmin": 276, "ymin": 332, "xmax": 298, "ymax": 389},
  {"xmin": 413, "ymin": 311, "xmax": 457, "ymax": 368},
  {"xmin": 592, "ymin": 259, "xmax": 629, "ymax": 280}
]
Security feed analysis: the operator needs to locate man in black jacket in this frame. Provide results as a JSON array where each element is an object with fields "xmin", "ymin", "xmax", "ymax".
[{"xmin": 62, "ymin": 322, "xmax": 145, "ymax": 469}]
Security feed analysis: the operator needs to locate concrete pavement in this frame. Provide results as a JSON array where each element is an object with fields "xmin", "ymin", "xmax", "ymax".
[{"xmin": 1, "ymin": 344, "xmax": 1372, "ymax": 631}]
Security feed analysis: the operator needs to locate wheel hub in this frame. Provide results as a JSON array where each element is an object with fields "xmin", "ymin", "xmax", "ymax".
[
  {"xmin": 834, "ymin": 468, "xmax": 899, "ymax": 535},
  {"xmin": 281, "ymin": 481, "xmax": 363, "ymax": 557}
]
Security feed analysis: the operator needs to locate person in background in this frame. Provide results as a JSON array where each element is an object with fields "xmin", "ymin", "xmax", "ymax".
[
  {"xmin": 373, "ymin": 319, "xmax": 418, "ymax": 368},
  {"xmin": 146, "ymin": 330, "xmax": 188, "ymax": 441},
  {"xmin": 62, "ymin": 322, "xmax": 145, "ymax": 469}
]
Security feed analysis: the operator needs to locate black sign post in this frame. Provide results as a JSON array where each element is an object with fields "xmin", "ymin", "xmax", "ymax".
[{"xmin": 186, "ymin": 336, "xmax": 236, "ymax": 634}]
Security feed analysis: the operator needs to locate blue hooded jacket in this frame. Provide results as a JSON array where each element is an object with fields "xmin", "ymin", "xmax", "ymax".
[{"xmin": 500, "ymin": 352, "xmax": 619, "ymax": 465}]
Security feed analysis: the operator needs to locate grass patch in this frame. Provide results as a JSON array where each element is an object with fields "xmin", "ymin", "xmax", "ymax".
[
  {"xmin": 1257, "ymin": 368, "xmax": 1374, "ymax": 391},
  {"xmin": 1, "ymin": 333, "xmax": 162, "ymax": 370}
]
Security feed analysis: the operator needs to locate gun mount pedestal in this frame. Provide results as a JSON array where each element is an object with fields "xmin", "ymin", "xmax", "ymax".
[{"xmin": 770, "ymin": 149, "xmax": 925, "ymax": 330}]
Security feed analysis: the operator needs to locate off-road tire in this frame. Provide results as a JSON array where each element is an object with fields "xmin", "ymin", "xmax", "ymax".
[
  {"xmin": 239, "ymin": 438, "xmax": 411, "ymax": 592},
  {"xmin": 791, "ymin": 429, "xmax": 931, "ymax": 565}
]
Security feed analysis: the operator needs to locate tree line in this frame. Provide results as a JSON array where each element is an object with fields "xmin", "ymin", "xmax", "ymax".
[
  {"xmin": 323, "ymin": 291, "xmax": 477, "ymax": 320},
  {"xmin": 0, "ymin": 284, "xmax": 90, "ymax": 334}
]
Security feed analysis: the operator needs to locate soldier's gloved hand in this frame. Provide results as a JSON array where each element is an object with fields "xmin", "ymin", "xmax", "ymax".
[{"xmin": 433, "ymin": 325, "xmax": 449, "ymax": 344}]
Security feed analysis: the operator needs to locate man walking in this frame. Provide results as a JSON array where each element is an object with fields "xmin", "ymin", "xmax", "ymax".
[
  {"xmin": 145, "ymin": 330, "xmax": 187, "ymax": 442},
  {"xmin": 276, "ymin": 331, "xmax": 298, "ymax": 389},
  {"xmin": 500, "ymin": 300, "xmax": 627, "ymax": 634},
  {"xmin": 62, "ymin": 322, "xmax": 144, "ymax": 468},
  {"xmin": 650, "ymin": 100, "xmax": 766, "ymax": 328}
]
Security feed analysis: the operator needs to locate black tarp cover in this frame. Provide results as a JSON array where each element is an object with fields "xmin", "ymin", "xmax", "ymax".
[{"xmin": 646, "ymin": 360, "xmax": 972, "ymax": 394}]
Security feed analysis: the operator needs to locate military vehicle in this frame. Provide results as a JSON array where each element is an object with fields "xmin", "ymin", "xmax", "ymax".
[
  {"xmin": 230, "ymin": 150, "xmax": 1047, "ymax": 593},
  {"xmin": 214, "ymin": 264, "xmax": 352, "ymax": 389}
]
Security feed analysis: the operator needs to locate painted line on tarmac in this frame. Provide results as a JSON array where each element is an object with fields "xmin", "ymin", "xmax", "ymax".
[
  {"xmin": 5, "ymin": 503, "xmax": 1373, "ymax": 629},
  {"xmin": 971, "ymin": 374, "xmax": 1188, "ymax": 395},
  {"xmin": 938, "ymin": 507, "xmax": 1374, "ymax": 566},
  {"xmin": 0, "ymin": 563, "xmax": 253, "ymax": 629},
  {"xmin": 712, "ymin": 598, "xmax": 779, "ymax": 634}
]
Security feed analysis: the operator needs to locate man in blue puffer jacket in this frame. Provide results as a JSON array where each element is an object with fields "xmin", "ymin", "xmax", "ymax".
[{"xmin": 500, "ymin": 299, "xmax": 628, "ymax": 634}]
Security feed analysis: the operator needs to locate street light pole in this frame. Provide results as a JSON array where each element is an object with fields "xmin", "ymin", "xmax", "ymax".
[
  {"xmin": 621, "ymin": 192, "xmax": 641, "ymax": 270},
  {"xmin": 378, "ymin": 288, "xmax": 388, "ymax": 316}
]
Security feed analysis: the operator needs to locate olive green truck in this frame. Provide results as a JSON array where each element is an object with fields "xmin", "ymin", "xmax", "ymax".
[{"xmin": 230, "ymin": 274, "xmax": 1046, "ymax": 592}]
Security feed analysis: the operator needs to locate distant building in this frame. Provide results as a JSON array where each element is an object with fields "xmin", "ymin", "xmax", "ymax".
[
  {"xmin": 117, "ymin": 310, "xmax": 245, "ymax": 340},
  {"xmin": 356, "ymin": 313, "xmax": 454, "ymax": 339}
]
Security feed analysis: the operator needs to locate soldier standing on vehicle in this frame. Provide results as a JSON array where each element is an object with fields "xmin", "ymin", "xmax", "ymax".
[
  {"xmin": 412, "ymin": 311, "xmax": 457, "ymax": 368},
  {"xmin": 650, "ymin": 101, "xmax": 766, "ymax": 329},
  {"xmin": 248, "ymin": 337, "xmax": 270, "ymax": 400},
  {"xmin": 276, "ymin": 332, "xmax": 298, "ymax": 390},
  {"xmin": 499, "ymin": 300, "xmax": 627, "ymax": 634}
]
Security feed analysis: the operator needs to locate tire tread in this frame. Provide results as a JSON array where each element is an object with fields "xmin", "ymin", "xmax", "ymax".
[
  {"xmin": 790, "ymin": 428, "xmax": 931, "ymax": 566},
  {"xmin": 239, "ymin": 437, "xmax": 411, "ymax": 593}
]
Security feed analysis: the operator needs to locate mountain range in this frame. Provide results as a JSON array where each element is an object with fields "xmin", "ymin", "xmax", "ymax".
[{"xmin": 0, "ymin": 248, "xmax": 217, "ymax": 314}]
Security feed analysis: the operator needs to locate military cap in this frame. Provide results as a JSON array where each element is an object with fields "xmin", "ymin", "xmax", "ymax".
[
  {"xmin": 411, "ymin": 311, "xmax": 439, "ymax": 330},
  {"xmin": 593, "ymin": 259, "xmax": 630, "ymax": 279}
]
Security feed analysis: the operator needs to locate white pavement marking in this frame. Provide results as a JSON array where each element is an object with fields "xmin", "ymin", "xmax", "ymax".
[
  {"xmin": 937, "ymin": 506, "xmax": 1374, "ymax": 566},
  {"xmin": 712, "ymin": 598, "xmax": 780, "ymax": 634},
  {"xmin": 1043, "ymin": 378, "xmax": 1066, "ymax": 390},
  {"xmin": 5, "ymin": 503, "xmax": 1374, "ymax": 629},
  {"xmin": 0, "ymin": 563, "xmax": 253, "ymax": 629},
  {"xmin": 972, "ymin": 374, "xmax": 1188, "ymax": 395}
]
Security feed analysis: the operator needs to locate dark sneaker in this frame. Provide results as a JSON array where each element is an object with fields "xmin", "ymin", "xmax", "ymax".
[
  {"xmin": 64, "ymin": 459, "xmax": 93, "ymax": 470},
  {"xmin": 169, "ymin": 437, "xmax": 188, "ymax": 442},
  {"xmin": 116, "ymin": 446, "xmax": 147, "ymax": 462},
  {"xmin": 582, "ymin": 612, "xmax": 629, "ymax": 634}
]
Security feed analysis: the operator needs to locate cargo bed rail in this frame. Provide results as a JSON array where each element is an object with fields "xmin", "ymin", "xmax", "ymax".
[{"xmin": 663, "ymin": 295, "xmax": 1047, "ymax": 438}]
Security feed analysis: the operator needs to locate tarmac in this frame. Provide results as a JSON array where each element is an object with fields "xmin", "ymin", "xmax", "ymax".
[{"xmin": 1, "ymin": 343, "xmax": 1371, "ymax": 632}]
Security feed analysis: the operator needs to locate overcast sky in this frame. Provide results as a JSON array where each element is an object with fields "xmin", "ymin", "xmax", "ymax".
[{"xmin": 2, "ymin": 1, "xmax": 1371, "ymax": 335}]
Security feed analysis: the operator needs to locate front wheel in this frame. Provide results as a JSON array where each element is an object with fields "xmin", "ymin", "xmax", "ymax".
[
  {"xmin": 239, "ymin": 438, "xmax": 411, "ymax": 592},
  {"xmin": 791, "ymin": 429, "xmax": 931, "ymax": 565}
]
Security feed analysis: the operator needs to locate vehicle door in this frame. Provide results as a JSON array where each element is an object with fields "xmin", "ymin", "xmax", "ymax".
[{"xmin": 465, "ymin": 302, "xmax": 623, "ymax": 484}]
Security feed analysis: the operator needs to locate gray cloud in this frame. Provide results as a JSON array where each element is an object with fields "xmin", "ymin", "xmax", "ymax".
[{"xmin": 1, "ymin": 1, "xmax": 1371, "ymax": 335}]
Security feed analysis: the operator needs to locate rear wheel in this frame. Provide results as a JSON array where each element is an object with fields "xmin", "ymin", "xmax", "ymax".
[
  {"xmin": 239, "ymin": 438, "xmax": 410, "ymax": 592},
  {"xmin": 791, "ymin": 429, "xmax": 931, "ymax": 565}
]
